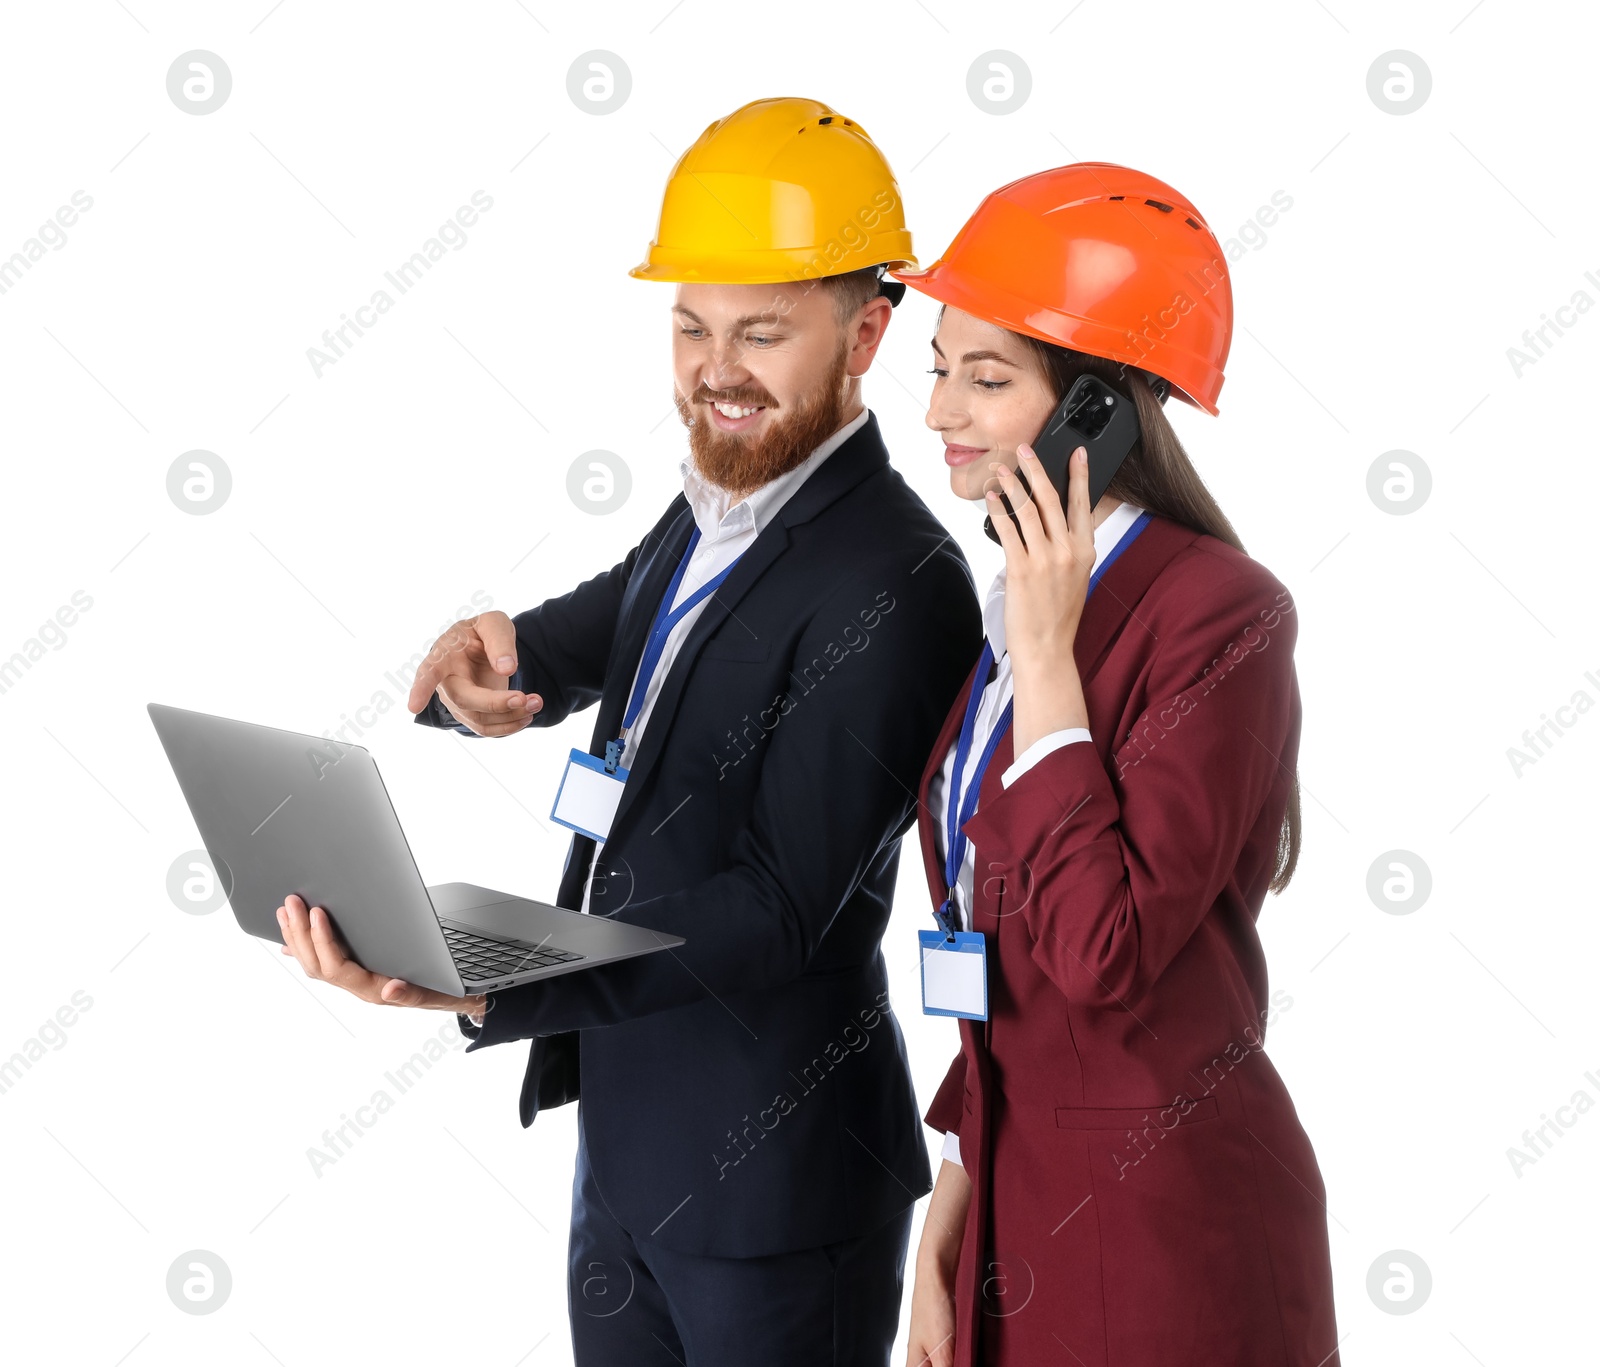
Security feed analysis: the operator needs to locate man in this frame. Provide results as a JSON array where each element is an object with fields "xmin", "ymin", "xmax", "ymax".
[{"xmin": 278, "ymin": 97, "xmax": 980, "ymax": 1364}]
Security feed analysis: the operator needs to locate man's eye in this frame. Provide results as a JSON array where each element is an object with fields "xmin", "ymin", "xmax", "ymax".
[
  {"xmin": 747, "ymin": 334, "xmax": 775, "ymax": 346},
  {"xmin": 680, "ymin": 327, "xmax": 706, "ymax": 339}
]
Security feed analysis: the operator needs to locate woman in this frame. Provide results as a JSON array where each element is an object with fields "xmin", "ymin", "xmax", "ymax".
[{"xmin": 892, "ymin": 166, "xmax": 1339, "ymax": 1366}]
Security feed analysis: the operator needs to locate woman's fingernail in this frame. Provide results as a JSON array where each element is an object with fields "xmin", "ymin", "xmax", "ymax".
[{"xmin": 495, "ymin": 655, "xmax": 514, "ymax": 671}]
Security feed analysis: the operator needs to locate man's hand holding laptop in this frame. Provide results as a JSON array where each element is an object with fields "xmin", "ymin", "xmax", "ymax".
[
  {"xmin": 277, "ymin": 893, "xmax": 489, "ymax": 1020},
  {"xmin": 273, "ymin": 609, "xmax": 553, "ymax": 1020}
]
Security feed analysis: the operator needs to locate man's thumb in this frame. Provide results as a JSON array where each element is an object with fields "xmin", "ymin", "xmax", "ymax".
[{"xmin": 474, "ymin": 612, "xmax": 518, "ymax": 675}]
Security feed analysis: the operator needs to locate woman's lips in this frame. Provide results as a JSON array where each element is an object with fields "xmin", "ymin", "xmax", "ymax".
[{"xmin": 944, "ymin": 444, "xmax": 988, "ymax": 467}]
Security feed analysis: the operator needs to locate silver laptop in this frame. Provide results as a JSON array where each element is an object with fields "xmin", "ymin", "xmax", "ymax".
[{"xmin": 148, "ymin": 703, "xmax": 681, "ymax": 995}]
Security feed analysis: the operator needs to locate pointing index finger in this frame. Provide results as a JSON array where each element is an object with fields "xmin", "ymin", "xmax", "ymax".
[{"xmin": 408, "ymin": 626, "xmax": 471, "ymax": 713}]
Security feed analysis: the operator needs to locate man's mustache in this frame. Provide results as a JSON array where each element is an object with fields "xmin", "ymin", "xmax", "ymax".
[{"xmin": 691, "ymin": 384, "xmax": 780, "ymax": 409}]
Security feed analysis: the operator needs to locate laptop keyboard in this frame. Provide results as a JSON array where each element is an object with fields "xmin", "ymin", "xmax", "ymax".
[{"xmin": 442, "ymin": 924, "xmax": 585, "ymax": 981}]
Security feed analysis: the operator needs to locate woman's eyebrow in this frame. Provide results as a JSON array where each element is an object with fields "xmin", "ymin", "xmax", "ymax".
[{"xmin": 929, "ymin": 337, "xmax": 1020, "ymax": 367}]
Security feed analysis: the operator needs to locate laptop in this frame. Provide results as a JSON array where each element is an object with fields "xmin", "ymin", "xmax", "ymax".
[{"xmin": 148, "ymin": 703, "xmax": 682, "ymax": 995}]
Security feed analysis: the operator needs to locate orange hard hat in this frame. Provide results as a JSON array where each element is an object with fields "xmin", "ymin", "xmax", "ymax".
[{"xmin": 892, "ymin": 163, "xmax": 1232, "ymax": 414}]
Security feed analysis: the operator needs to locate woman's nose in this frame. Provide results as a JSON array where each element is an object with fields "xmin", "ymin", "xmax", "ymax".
[{"xmin": 926, "ymin": 391, "xmax": 962, "ymax": 434}]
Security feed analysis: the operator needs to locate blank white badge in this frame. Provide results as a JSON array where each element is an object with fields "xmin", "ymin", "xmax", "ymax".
[
  {"xmin": 550, "ymin": 749, "xmax": 629, "ymax": 843},
  {"xmin": 919, "ymin": 930, "xmax": 988, "ymax": 1020}
]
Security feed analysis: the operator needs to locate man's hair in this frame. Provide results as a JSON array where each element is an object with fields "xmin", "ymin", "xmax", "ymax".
[{"xmin": 819, "ymin": 265, "xmax": 884, "ymax": 324}]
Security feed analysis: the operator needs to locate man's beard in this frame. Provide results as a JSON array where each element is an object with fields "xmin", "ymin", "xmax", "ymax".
[{"xmin": 677, "ymin": 338, "xmax": 852, "ymax": 497}]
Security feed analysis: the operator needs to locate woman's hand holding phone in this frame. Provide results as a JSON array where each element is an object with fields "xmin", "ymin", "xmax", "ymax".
[{"xmin": 986, "ymin": 444, "xmax": 1095, "ymax": 756}]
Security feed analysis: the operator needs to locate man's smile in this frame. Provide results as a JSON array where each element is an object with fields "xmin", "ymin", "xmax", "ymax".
[{"xmin": 703, "ymin": 395, "xmax": 771, "ymax": 432}]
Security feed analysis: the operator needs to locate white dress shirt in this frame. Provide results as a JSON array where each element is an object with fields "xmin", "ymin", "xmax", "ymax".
[
  {"xmin": 930, "ymin": 499, "xmax": 1146, "ymax": 1168},
  {"xmin": 579, "ymin": 406, "xmax": 871, "ymax": 914}
]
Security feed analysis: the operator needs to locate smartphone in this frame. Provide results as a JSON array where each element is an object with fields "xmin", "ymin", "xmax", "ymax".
[{"xmin": 984, "ymin": 372, "xmax": 1142, "ymax": 544}]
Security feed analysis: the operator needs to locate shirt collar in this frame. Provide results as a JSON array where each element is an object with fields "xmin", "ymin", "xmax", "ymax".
[
  {"xmin": 983, "ymin": 499, "xmax": 1147, "ymax": 656},
  {"xmin": 681, "ymin": 407, "xmax": 870, "ymax": 544}
]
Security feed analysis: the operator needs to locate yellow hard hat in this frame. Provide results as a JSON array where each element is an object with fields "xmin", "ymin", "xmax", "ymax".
[{"xmin": 630, "ymin": 96, "xmax": 917, "ymax": 288}]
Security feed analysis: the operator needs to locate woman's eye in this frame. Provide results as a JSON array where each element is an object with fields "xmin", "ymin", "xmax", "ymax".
[
  {"xmin": 927, "ymin": 366, "xmax": 948, "ymax": 378},
  {"xmin": 976, "ymin": 379, "xmax": 1009, "ymax": 391}
]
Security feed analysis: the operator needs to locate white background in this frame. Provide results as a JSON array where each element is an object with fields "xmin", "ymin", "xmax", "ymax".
[{"xmin": 2, "ymin": 2, "xmax": 1595, "ymax": 1362}]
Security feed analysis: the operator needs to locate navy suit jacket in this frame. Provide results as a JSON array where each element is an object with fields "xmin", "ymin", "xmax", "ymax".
[{"xmin": 416, "ymin": 412, "xmax": 980, "ymax": 1257}]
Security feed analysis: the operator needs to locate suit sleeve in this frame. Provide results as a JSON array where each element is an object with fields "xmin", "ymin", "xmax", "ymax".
[
  {"xmin": 961, "ymin": 564, "xmax": 1298, "ymax": 1011},
  {"xmin": 464, "ymin": 548, "xmax": 982, "ymax": 1046}
]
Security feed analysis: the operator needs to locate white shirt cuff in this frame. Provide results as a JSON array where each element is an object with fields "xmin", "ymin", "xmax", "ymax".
[
  {"xmin": 941, "ymin": 1129, "xmax": 962, "ymax": 1167},
  {"xmin": 1001, "ymin": 728, "xmax": 1092, "ymax": 787}
]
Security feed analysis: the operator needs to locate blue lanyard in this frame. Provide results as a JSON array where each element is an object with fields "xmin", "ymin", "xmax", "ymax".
[
  {"xmin": 606, "ymin": 527, "xmax": 740, "ymax": 771},
  {"xmin": 938, "ymin": 510, "xmax": 1152, "ymax": 933}
]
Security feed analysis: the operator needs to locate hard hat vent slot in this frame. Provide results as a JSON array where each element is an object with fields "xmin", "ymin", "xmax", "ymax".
[
  {"xmin": 818, "ymin": 116, "xmax": 834, "ymax": 125},
  {"xmin": 1144, "ymin": 198, "xmax": 1172, "ymax": 213},
  {"xmin": 1184, "ymin": 215, "xmax": 1201, "ymax": 230}
]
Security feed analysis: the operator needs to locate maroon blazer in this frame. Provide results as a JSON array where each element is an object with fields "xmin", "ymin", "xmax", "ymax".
[{"xmin": 919, "ymin": 513, "xmax": 1339, "ymax": 1367}]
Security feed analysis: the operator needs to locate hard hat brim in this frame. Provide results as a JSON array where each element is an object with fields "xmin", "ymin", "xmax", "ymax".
[
  {"xmin": 632, "ymin": 243, "xmax": 918, "ymax": 287},
  {"xmin": 891, "ymin": 262, "xmax": 1222, "ymax": 416}
]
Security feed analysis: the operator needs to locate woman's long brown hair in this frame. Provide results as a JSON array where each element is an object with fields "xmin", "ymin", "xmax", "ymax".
[{"xmin": 1015, "ymin": 333, "xmax": 1302, "ymax": 893}]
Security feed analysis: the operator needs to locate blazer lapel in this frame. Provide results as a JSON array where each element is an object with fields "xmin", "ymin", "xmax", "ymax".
[
  {"xmin": 605, "ymin": 413, "xmax": 893, "ymax": 844},
  {"xmin": 1071, "ymin": 513, "xmax": 1201, "ymax": 685},
  {"xmin": 917, "ymin": 658, "xmax": 982, "ymax": 912},
  {"xmin": 590, "ymin": 507, "xmax": 696, "ymax": 749},
  {"xmin": 907, "ymin": 516, "xmax": 1200, "ymax": 918},
  {"xmin": 958, "ymin": 515, "xmax": 1202, "ymax": 861}
]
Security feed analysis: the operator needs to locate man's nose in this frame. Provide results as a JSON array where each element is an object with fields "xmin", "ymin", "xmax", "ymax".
[{"xmin": 704, "ymin": 337, "xmax": 754, "ymax": 391}]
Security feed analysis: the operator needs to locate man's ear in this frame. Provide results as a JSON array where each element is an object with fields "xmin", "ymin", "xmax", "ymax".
[{"xmin": 846, "ymin": 295, "xmax": 894, "ymax": 378}]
